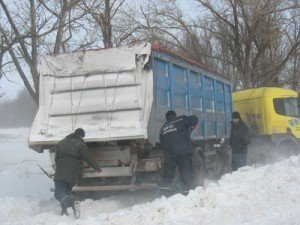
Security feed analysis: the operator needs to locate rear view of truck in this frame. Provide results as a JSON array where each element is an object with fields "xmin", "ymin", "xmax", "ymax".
[
  {"xmin": 233, "ymin": 87, "xmax": 300, "ymax": 163},
  {"xmin": 29, "ymin": 43, "xmax": 232, "ymax": 192}
]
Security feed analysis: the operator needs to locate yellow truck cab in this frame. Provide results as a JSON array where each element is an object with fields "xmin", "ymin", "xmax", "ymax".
[{"xmin": 233, "ymin": 87, "xmax": 300, "ymax": 157}]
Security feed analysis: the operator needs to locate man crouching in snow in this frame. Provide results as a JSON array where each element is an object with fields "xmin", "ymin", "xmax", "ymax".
[
  {"xmin": 159, "ymin": 110, "xmax": 198, "ymax": 196},
  {"xmin": 54, "ymin": 128, "xmax": 101, "ymax": 218}
]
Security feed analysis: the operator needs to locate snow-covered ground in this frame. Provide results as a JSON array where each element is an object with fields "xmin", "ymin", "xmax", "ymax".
[
  {"xmin": 0, "ymin": 128, "xmax": 53, "ymax": 198},
  {"xmin": 0, "ymin": 128, "xmax": 299, "ymax": 225}
]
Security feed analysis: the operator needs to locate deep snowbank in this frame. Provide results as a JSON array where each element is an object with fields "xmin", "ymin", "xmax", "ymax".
[{"xmin": 0, "ymin": 128, "xmax": 299, "ymax": 225}]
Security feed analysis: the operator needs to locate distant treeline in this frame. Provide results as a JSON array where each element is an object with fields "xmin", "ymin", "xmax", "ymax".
[{"xmin": 0, "ymin": 89, "xmax": 37, "ymax": 128}]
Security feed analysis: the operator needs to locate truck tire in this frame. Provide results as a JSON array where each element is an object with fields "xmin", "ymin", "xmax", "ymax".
[
  {"xmin": 193, "ymin": 150, "xmax": 205, "ymax": 187},
  {"xmin": 206, "ymin": 148, "xmax": 230, "ymax": 180}
]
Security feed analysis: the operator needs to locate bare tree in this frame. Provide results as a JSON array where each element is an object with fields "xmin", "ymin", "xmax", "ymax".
[
  {"xmin": 133, "ymin": 1, "xmax": 197, "ymax": 54},
  {"xmin": 80, "ymin": 0, "xmax": 139, "ymax": 48},
  {"xmin": 193, "ymin": 0, "xmax": 300, "ymax": 89},
  {"xmin": 136, "ymin": 0, "xmax": 299, "ymax": 90},
  {"xmin": 0, "ymin": 36, "xmax": 3, "ymax": 98},
  {"xmin": 0, "ymin": 35, "xmax": 3, "ymax": 81},
  {"xmin": 0, "ymin": 0, "xmax": 41, "ymax": 103},
  {"xmin": 0, "ymin": 0, "xmax": 144, "ymax": 103},
  {"xmin": 134, "ymin": 0, "xmax": 233, "ymax": 76},
  {"xmin": 280, "ymin": 1, "xmax": 300, "ymax": 91},
  {"xmin": 37, "ymin": 0, "xmax": 96, "ymax": 53},
  {"xmin": 0, "ymin": 0, "xmax": 91, "ymax": 103},
  {"xmin": 1, "ymin": 0, "xmax": 299, "ymax": 101}
]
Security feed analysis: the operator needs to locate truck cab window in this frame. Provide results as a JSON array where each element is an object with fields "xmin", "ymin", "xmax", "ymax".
[{"xmin": 273, "ymin": 98, "xmax": 300, "ymax": 118}]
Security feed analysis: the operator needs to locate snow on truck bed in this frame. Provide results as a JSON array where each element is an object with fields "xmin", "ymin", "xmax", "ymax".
[
  {"xmin": 1, "ymin": 128, "xmax": 300, "ymax": 225},
  {"xmin": 29, "ymin": 43, "xmax": 153, "ymax": 146}
]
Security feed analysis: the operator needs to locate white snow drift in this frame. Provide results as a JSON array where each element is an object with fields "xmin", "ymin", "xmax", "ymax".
[{"xmin": 0, "ymin": 128, "xmax": 299, "ymax": 225}]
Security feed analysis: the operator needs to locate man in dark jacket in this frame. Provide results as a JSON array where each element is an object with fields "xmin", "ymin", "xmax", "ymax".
[
  {"xmin": 159, "ymin": 110, "xmax": 198, "ymax": 196},
  {"xmin": 54, "ymin": 128, "xmax": 101, "ymax": 217},
  {"xmin": 229, "ymin": 111, "xmax": 251, "ymax": 171}
]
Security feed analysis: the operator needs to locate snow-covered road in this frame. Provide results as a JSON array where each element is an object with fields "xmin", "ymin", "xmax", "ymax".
[{"xmin": 0, "ymin": 128, "xmax": 299, "ymax": 225}]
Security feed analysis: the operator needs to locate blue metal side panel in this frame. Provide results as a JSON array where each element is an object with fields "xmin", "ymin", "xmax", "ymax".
[
  {"xmin": 167, "ymin": 63, "xmax": 174, "ymax": 109},
  {"xmin": 151, "ymin": 51, "xmax": 232, "ymax": 143},
  {"xmin": 200, "ymin": 75, "xmax": 206, "ymax": 138},
  {"xmin": 170, "ymin": 64, "xmax": 189, "ymax": 116},
  {"xmin": 215, "ymin": 80, "xmax": 226, "ymax": 136},
  {"xmin": 213, "ymin": 79, "xmax": 218, "ymax": 137},
  {"xmin": 189, "ymin": 71, "xmax": 204, "ymax": 139},
  {"xmin": 153, "ymin": 58, "xmax": 171, "ymax": 141},
  {"xmin": 224, "ymin": 84, "xmax": 232, "ymax": 136},
  {"xmin": 203, "ymin": 76, "xmax": 216, "ymax": 138}
]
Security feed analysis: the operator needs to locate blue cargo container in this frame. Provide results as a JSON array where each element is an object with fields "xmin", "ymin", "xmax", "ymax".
[
  {"xmin": 144, "ymin": 48, "xmax": 233, "ymax": 182},
  {"xmin": 149, "ymin": 48, "xmax": 232, "ymax": 144}
]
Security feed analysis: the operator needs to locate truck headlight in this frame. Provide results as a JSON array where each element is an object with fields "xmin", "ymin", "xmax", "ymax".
[{"xmin": 288, "ymin": 119, "xmax": 300, "ymax": 127}]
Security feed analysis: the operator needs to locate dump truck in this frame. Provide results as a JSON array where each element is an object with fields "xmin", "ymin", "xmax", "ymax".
[
  {"xmin": 29, "ymin": 43, "xmax": 232, "ymax": 192},
  {"xmin": 233, "ymin": 87, "xmax": 300, "ymax": 163}
]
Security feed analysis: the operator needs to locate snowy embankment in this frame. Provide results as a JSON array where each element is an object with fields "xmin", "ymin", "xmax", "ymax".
[{"xmin": 0, "ymin": 128, "xmax": 299, "ymax": 225}]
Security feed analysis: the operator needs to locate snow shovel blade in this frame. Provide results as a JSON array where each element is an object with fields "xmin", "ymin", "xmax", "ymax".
[{"xmin": 37, "ymin": 164, "xmax": 54, "ymax": 179}]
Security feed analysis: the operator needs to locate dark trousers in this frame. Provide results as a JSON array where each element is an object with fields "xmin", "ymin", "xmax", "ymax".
[
  {"xmin": 231, "ymin": 149, "xmax": 247, "ymax": 171},
  {"xmin": 54, "ymin": 180, "xmax": 75, "ymax": 210},
  {"xmin": 161, "ymin": 154, "xmax": 196, "ymax": 191}
]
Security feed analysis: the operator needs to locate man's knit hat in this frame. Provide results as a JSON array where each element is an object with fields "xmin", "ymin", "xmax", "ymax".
[
  {"xmin": 231, "ymin": 111, "xmax": 241, "ymax": 119},
  {"xmin": 74, "ymin": 128, "xmax": 85, "ymax": 138}
]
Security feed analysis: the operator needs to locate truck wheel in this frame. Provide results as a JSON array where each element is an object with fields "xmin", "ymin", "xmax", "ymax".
[
  {"xmin": 194, "ymin": 152, "xmax": 205, "ymax": 187},
  {"xmin": 206, "ymin": 149, "xmax": 230, "ymax": 180}
]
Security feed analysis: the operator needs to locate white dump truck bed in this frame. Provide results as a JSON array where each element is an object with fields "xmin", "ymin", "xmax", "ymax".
[{"xmin": 29, "ymin": 43, "xmax": 153, "ymax": 148}]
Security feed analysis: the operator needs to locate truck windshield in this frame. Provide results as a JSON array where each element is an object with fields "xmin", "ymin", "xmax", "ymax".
[{"xmin": 273, "ymin": 97, "xmax": 300, "ymax": 118}]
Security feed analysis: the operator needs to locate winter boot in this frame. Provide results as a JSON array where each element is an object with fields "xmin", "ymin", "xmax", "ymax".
[
  {"xmin": 61, "ymin": 207, "xmax": 69, "ymax": 216},
  {"xmin": 72, "ymin": 201, "xmax": 81, "ymax": 219},
  {"xmin": 60, "ymin": 195, "xmax": 74, "ymax": 216},
  {"xmin": 181, "ymin": 190, "xmax": 189, "ymax": 196}
]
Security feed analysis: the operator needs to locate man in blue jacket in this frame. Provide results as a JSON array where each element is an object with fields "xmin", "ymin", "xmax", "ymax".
[{"xmin": 159, "ymin": 110, "xmax": 198, "ymax": 196}]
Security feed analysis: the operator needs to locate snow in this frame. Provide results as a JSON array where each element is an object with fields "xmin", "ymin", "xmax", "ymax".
[
  {"xmin": 29, "ymin": 43, "xmax": 153, "ymax": 146},
  {"xmin": 39, "ymin": 43, "xmax": 151, "ymax": 77},
  {"xmin": 0, "ymin": 128, "xmax": 52, "ymax": 198},
  {"xmin": 1, "ymin": 128, "xmax": 300, "ymax": 225},
  {"xmin": 39, "ymin": 47, "xmax": 135, "ymax": 77}
]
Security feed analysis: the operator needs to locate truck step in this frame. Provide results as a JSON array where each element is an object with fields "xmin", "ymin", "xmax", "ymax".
[{"xmin": 72, "ymin": 183, "xmax": 158, "ymax": 192}]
